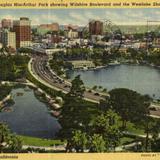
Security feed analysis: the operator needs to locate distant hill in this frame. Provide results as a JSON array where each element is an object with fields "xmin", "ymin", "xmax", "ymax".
[
  {"xmin": 31, "ymin": 24, "xmax": 160, "ymax": 35},
  {"xmin": 118, "ymin": 25, "xmax": 160, "ymax": 34}
]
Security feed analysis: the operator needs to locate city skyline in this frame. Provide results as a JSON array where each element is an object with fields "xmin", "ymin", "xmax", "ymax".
[{"xmin": 0, "ymin": 8, "xmax": 160, "ymax": 26}]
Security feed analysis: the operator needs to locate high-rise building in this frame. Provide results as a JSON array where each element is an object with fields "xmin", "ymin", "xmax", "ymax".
[
  {"xmin": 13, "ymin": 17, "xmax": 31, "ymax": 48},
  {"xmin": 1, "ymin": 19, "xmax": 12, "ymax": 29},
  {"xmin": 1, "ymin": 29, "xmax": 16, "ymax": 50},
  {"xmin": 89, "ymin": 20, "xmax": 103, "ymax": 35}
]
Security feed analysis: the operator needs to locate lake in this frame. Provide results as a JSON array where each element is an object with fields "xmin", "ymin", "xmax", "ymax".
[
  {"xmin": 67, "ymin": 64, "xmax": 160, "ymax": 99},
  {"xmin": 0, "ymin": 87, "xmax": 61, "ymax": 139}
]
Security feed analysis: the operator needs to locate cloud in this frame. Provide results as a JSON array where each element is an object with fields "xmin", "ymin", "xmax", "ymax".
[
  {"xmin": 84, "ymin": 11, "xmax": 101, "ymax": 20},
  {"xmin": 1, "ymin": 14, "xmax": 17, "ymax": 20},
  {"xmin": 104, "ymin": 10, "xmax": 154, "ymax": 25},
  {"xmin": 0, "ymin": 9, "xmax": 159, "ymax": 26},
  {"xmin": 69, "ymin": 12, "xmax": 85, "ymax": 22}
]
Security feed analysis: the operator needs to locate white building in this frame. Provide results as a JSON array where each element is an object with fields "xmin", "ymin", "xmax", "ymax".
[
  {"xmin": 67, "ymin": 29, "xmax": 78, "ymax": 39},
  {"xmin": 1, "ymin": 29, "xmax": 16, "ymax": 50}
]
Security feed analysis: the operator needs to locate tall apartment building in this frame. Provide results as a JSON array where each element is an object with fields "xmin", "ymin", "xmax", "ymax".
[
  {"xmin": 1, "ymin": 29, "xmax": 16, "ymax": 50},
  {"xmin": 89, "ymin": 20, "xmax": 103, "ymax": 35},
  {"xmin": 13, "ymin": 17, "xmax": 31, "ymax": 48},
  {"xmin": 1, "ymin": 19, "xmax": 12, "ymax": 29}
]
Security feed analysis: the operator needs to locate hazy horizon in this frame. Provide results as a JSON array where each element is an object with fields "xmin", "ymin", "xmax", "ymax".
[{"xmin": 0, "ymin": 9, "xmax": 160, "ymax": 26}]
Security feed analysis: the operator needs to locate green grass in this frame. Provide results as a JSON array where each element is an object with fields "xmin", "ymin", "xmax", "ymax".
[
  {"xmin": 18, "ymin": 135, "xmax": 65, "ymax": 147},
  {"xmin": 120, "ymin": 137, "xmax": 134, "ymax": 145},
  {"xmin": 126, "ymin": 122, "xmax": 145, "ymax": 135}
]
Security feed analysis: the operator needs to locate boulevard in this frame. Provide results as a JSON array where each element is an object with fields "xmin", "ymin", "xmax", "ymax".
[{"xmin": 30, "ymin": 54, "xmax": 105, "ymax": 103}]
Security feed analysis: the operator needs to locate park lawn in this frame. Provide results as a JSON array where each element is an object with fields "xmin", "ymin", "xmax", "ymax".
[
  {"xmin": 126, "ymin": 122, "xmax": 145, "ymax": 135},
  {"xmin": 18, "ymin": 135, "xmax": 65, "ymax": 147},
  {"xmin": 120, "ymin": 137, "xmax": 135, "ymax": 145}
]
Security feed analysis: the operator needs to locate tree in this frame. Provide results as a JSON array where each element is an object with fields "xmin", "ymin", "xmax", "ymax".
[
  {"xmin": 108, "ymin": 88, "xmax": 151, "ymax": 128},
  {"xmin": 0, "ymin": 85, "xmax": 12, "ymax": 101},
  {"xmin": 90, "ymin": 109, "xmax": 122, "ymax": 150},
  {"xmin": 58, "ymin": 95, "xmax": 99, "ymax": 139},
  {"xmin": 151, "ymin": 139, "xmax": 160, "ymax": 152},
  {"xmin": 98, "ymin": 86, "xmax": 102, "ymax": 89},
  {"xmin": 102, "ymin": 88, "xmax": 107, "ymax": 93},
  {"xmin": 69, "ymin": 75, "xmax": 85, "ymax": 98},
  {"xmin": 0, "ymin": 123, "xmax": 22, "ymax": 153},
  {"xmin": 89, "ymin": 134, "xmax": 106, "ymax": 152},
  {"xmin": 70, "ymin": 130, "xmax": 88, "ymax": 152},
  {"xmin": 92, "ymin": 85, "xmax": 97, "ymax": 90},
  {"xmin": 0, "ymin": 46, "xmax": 6, "ymax": 55},
  {"xmin": 0, "ymin": 55, "xmax": 29, "ymax": 81},
  {"xmin": 58, "ymin": 75, "xmax": 99, "ymax": 152},
  {"xmin": 142, "ymin": 118, "xmax": 160, "ymax": 152}
]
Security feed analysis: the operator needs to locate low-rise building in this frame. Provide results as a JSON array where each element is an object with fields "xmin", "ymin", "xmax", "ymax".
[{"xmin": 67, "ymin": 29, "xmax": 79, "ymax": 39}]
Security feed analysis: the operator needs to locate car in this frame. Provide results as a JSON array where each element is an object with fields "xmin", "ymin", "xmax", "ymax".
[
  {"xmin": 88, "ymin": 90, "xmax": 92, "ymax": 93},
  {"xmin": 59, "ymin": 80, "xmax": 63, "ymax": 84},
  {"xmin": 94, "ymin": 92, "xmax": 100, "ymax": 96},
  {"xmin": 64, "ymin": 85, "xmax": 71, "ymax": 88},
  {"xmin": 149, "ymin": 107, "xmax": 157, "ymax": 111}
]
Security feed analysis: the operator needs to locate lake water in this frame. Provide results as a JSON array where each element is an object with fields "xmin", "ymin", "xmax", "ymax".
[
  {"xmin": 67, "ymin": 64, "xmax": 160, "ymax": 99},
  {"xmin": 0, "ymin": 88, "xmax": 61, "ymax": 139}
]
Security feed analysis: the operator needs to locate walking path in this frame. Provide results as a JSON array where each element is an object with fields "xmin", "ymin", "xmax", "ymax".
[
  {"xmin": 22, "ymin": 145, "xmax": 66, "ymax": 151},
  {"xmin": 0, "ymin": 94, "xmax": 11, "ymax": 107},
  {"xmin": 115, "ymin": 142, "xmax": 142, "ymax": 151}
]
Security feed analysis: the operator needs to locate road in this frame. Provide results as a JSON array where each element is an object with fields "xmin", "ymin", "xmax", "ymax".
[{"xmin": 29, "ymin": 55, "xmax": 105, "ymax": 103}]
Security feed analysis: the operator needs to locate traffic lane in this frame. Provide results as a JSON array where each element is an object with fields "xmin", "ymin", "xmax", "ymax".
[
  {"xmin": 33, "ymin": 59, "xmax": 70, "ymax": 92},
  {"xmin": 32, "ymin": 57, "xmax": 104, "ymax": 102},
  {"xmin": 36, "ymin": 58, "xmax": 103, "ymax": 101}
]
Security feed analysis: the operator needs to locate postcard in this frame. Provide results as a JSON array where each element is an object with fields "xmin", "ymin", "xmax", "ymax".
[{"xmin": 0, "ymin": 0, "xmax": 160, "ymax": 159}]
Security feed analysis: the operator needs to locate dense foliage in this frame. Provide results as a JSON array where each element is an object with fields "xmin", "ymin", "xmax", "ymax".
[
  {"xmin": 58, "ymin": 75, "xmax": 160, "ymax": 152},
  {"xmin": 108, "ymin": 88, "xmax": 151, "ymax": 127},
  {"xmin": 0, "ymin": 85, "xmax": 12, "ymax": 101},
  {"xmin": 0, "ymin": 55, "xmax": 29, "ymax": 81},
  {"xmin": 58, "ymin": 76, "xmax": 122, "ymax": 152},
  {"xmin": 0, "ymin": 123, "xmax": 22, "ymax": 153}
]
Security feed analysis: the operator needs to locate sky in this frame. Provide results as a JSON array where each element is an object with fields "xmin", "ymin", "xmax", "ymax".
[{"xmin": 0, "ymin": 8, "xmax": 160, "ymax": 26}]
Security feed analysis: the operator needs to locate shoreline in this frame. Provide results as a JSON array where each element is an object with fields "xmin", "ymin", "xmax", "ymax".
[
  {"xmin": 68, "ymin": 61, "xmax": 160, "ymax": 72},
  {"xmin": 65, "ymin": 61, "xmax": 160, "ymax": 100},
  {"xmin": 0, "ymin": 81, "xmax": 61, "ymax": 117},
  {"xmin": 0, "ymin": 94, "xmax": 12, "ymax": 110},
  {"xmin": 0, "ymin": 86, "xmax": 62, "ymax": 139},
  {"xmin": 49, "ymin": 59, "xmax": 160, "ymax": 100}
]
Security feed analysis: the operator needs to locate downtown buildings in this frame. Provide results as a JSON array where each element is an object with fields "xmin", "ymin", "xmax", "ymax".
[
  {"xmin": 1, "ymin": 19, "xmax": 12, "ymax": 29},
  {"xmin": 0, "ymin": 17, "xmax": 31, "ymax": 51},
  {"xmin": 1, "ymin": 29, "xmax": 16, "ymax": 50},
  {"xmin": 89, "ymin": 20, "xmax": 103, "ymax": 35},
  {"xmin": 13, "ymin": 17, "xmax": 31, "ymax": 48},
  {"xmin": 39, "ymin": 23, "xmax": 59, "ymax": 32},
  {"xmin": 88, "ymin": 20, "xmax": 104, "ymax": 43}
]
